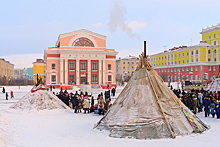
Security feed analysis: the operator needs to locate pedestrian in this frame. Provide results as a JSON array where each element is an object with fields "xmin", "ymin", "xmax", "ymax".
[
  {"xmin": 215, "ymin": 99, "xmax": 220, "ymax": 119},
  {"xmin": 50, "ymin": 85, "xmax": 52, "ymax": 91},
  {"xmin": 10, "ymin": 90, "xmax": 14, "ymax": 98},
  {"xmin": 98, "ymin": 96, "xmax": 105, "ymax": 115},
  {"xmin": 83, "ymin": 94, "xmax": 90, "ymax": 113},
  {"xmin": 210, "ymin": 103, "xmax": 216, "ymax": 118},
  {"xmin": 6, "ymin": 92, "xmax": 8, "ymax": 100},
  {"xmin": 2, "ymin": 87, "xmax": 5, "ymax": 93},
  {"xmin": 74, "ymin": 94, "xmax": 79, "ymax": 113},
  {"xmin": 203, "ymin": 97, "xmax": 211, "ymax": 117},
  {"xmin": 192, "ymin": 94, "xmax": 198, "ymax": 114}
]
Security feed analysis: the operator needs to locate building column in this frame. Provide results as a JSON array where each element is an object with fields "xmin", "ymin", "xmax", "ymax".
[
  {"xmin": 103, "ymin": 60, "xmax": 106, "ymax": 84},
  {"xmin": 76, "ymin": 59, "xmax": 79, "ymax": 85},
  {"xmin": 65, "ymin": 59, "xmax": 68, "ymax": 85},
  {"xmin": 99, "ymin": 60, "xmax": 102, "ymax": 85},
  {"xmin": 211, "ymin": 49, "xmax": 214, "ymax": 61},
  {"xmin": 60, "ymin": 59, "xmax": 63, "ymax": 85},
  {"xmin": 88, "ymin": 59, "xmax": 91, "ymax": 84},
  {"xmin": 166, "ymin": 55, "xmax": 168, "ymax": 65}
]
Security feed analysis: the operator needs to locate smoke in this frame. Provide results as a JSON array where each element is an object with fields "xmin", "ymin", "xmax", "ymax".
[{"xmin": 108, "ymin": 2, "xmax": 140, "ymax": 39}]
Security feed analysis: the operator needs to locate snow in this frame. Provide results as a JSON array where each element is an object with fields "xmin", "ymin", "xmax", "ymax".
[{"xmin": 0, "ymin": 86, "xmax": 219, "ymax": 147}]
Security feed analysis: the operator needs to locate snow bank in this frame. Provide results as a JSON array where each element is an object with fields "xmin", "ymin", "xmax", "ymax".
[
  {"xmin": 10, "ymin": 90, "xmax": 70, "ymax": 111},
  {"xmin": 0, "ymin": 112, "xmax": 9, "ymax": 147}
]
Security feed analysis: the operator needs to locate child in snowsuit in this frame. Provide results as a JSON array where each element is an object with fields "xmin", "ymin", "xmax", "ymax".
[{"xmin": 210, "ymin": 103, "xmax": 215, "ymax": 118}]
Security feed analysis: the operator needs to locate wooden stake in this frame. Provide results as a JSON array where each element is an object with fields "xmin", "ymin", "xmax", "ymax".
[{"xmin": 146, "ymin": 69, "xmax": 175, "ymax": 139}]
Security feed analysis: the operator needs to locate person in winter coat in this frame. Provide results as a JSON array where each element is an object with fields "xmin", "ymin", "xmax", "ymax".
[
  {"xmin": 215, "ymin": 99, "xmax": 220, "ymax": 119},
  {"xmin": 74, "ymin": 94, "xmax": 79, "ymax": 113},
  {"xmin": 2, "ymin": 87, "xmax": 5, "ymax": 93},
  {"xmin": 210, "ymin": 103, "xmax": 216, "ymax": 118},
  {"xmin": 192, "ymin": 94, "xmax": 198, "ymax": 114},
  {"xmin": 98, "ymin": 96, "xmax": 105, "ymax": 115},
  {"xmin": 83, "ymin": 94, "xmax": 90, "ymax": 113},
  {"xmin": 104, "ymin": 98, "xmax": 112, "ymax": 113},
  {"xmin": 6, "ymin": 92, "xmax": 8, "ymax": 100},
  {"xmin": 91, "ymin": 96, "xmax": 94, "ymax": 106},
  {"xmin": 111, "ymin": 88, "xmax": 116, "ymax": 96},
  {"xmin": 10, "ymin": 90, "xmax": 14, "ymax": 98},
  {"xmin": 187, "ymin": 95, "xmax": 193, "ymax": 110},
  {"xmin": 203, "ymin": 97, "xmax": 211, "ymax": 117}
]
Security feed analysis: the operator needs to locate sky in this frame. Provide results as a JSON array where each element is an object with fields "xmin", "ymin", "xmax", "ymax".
[{"xmin": 1, "ymin": 0, "xmax": 220, "ymax": 68}]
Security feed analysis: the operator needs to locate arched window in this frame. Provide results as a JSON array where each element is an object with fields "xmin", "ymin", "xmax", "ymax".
[{"xmin": 73, "ymin": 37, "xmax": 94, "ymax": 47}]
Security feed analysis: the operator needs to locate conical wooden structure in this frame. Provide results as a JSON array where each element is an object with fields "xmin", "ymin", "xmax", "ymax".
[{"xmin": 95, "ymin": 42, "xmax": 209, "ymax": 139}]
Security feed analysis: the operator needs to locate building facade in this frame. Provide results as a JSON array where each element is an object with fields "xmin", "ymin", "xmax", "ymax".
[
  {"xmin": 44, "ymin": 29, "xmax": 118, "ymax": 89},
  {"xmin": 14, "ymin": 68, "xmax": 27, "ymax": 80},
  {"xmin": 0, "ymin": 58, "xmax": 14, "ymax": 84},
  {"xmin": 149, "ymin": 23, "xmax": 220, "ymax": 83},
  {"xmin": 27, "ymin": 67, "xmax": 33, "ymax": 81},
  {"xmin": 33, "ymin": 59, "xmax": 46, "ymax": 84},
  {"xmin": 116, "ymin": 55, "xmax": 139, "ymax": 83}
]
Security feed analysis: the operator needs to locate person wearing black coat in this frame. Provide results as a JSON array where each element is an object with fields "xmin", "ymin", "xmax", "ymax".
[
  {"xmin": 2, "ymin": 87, "xmax": 5, "ymax": 93},
  {"xmin": 73, "ymin": 94, "xmax": 79, "ymax": 113},
  {"xmin": 111, "ymin": 88, "xmax": 116, "ymax": 97},
  {"xmin": 203, "ymin": 97, "xmax": 211, "ymax": 117},
  {"xmin": 91, "ymin": 96, "xmax": 94, "ymax": 106},
  {"xmin": 6, "ymin": 92, "xmax": 8, "ymax": 100}
]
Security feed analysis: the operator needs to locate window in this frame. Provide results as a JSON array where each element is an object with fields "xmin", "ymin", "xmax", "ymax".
[
  {"xmin": 128, "ymin": 62, "xmax": 130, "ymax": 64},
  {"xmin": 179, "ymin": 61, "xmax": 180, "ymax": 64},
  {"xmin": 159, "ymin": 70, "xmax": 160, "ymax": 73},
  {"xmin": 108, "ymin": 75, "xmax": 112, "ymax": 81},
  {"xmin": 165, "ymin": 56, "xmax": 166, "ymax": 59},
  {"xmin": 209, "ymin": 66, "xmax": 211, "ymax": 71},
  {"xmin": 52, "ymin": 64, "xmax": 55, "ymax": 70},
  {"xmin": 92, "ymin": 62, "xmax": 98, "ymax": 70},
  {"xmin": 162, "ymin": 63, "xmax": 163, "ymax": 66},
  {"xmin": 208, "ymin": 58, "xmax": 211, "ymax": 62},
  {"xmin": 183, "ymin": 60, "xmax": 184, "ymax": 64},
  {"xmin": 191, "ymin": 75, "xmax": 193, "ymax": 81},
  {"xmin": 123, "ymin": 62, "xmax": 125, "ymax": 64},
  {"xmin": 108, "ymin": 64, "xmax": 111, "ymax": 70},
  {"xmin": 187, "ymin": 67, "xmax": 189, "ymax": 71},
  {"xmin": 214, "ymin": 34, "xmax": 216, "ymax": 38},
  {"xmin": 182, "ymin": 75, "xmax": 185, "ymax": 81},
  {"xmin": 81, "ymin": 62, "xmax": 86, "ymax": 70},
  {"xmin": 179, "ymin": 54, "xmax": 180, "ymax": 58},
  {"xmin": 162, "ymin": 57, "xmax": 163, "ymax": 60},
  {"xmin": 165, "ymin": 69, "xmax": 166, "ymax": 72},
  {"xmin": 186, "ymin": 75, "xmax": 189, "ymax": 81},
  {"xmin": 132, "ymin": 66, "xmax": 134, "ymax": 69},
  {"xmin": 92, "ymin": 75, "xmax": 98, "ymax": 83},
  {"xmin": 214, "ymin": 58, "xmax": 216, "ymax": 61},
  {"xmin": 195, "ymin": 67, "xmax": 198, "ymax": 71},
  {"xmin": 214, "ymin": 41, "xmax": 217, "ymax": 45},
  {"xmin": 182, "ymin": 53, "xmax": 184, "ymax": 57},
  {"xmin": 196, "ymin": 59, "xmax": 198, "ymax": 62},
  {"xmin": 208, "ymin": 50, "xmax": 211, "ymax": 54},
  {"xmin": 175, "ymin": 54, "xmax": 176, "ymax": 58},
  {"xmin": 171, "ymin": 68, "xmax": 173, "ymax": 72},
  {"xmin": 196, "ymin": 50, "xmax": 198, "ymax": 54},
  {"xmin": 209, "ymin": 35, "xmax": 211, "ymax": 39},
  {"xmin": 175, "ymin": 61, "xmax": 176, "ymax": 64},
  {"xmin": 187, "ymin": 60, "xmax": 189, "ymax": 63},
  {"xmin": 123, "ymin": 67, "xmax": 125, "ymax": 69},
  {"xmin": 69, "ymin": 75, "xmax": 75, "ymax": 83},
  {"xmin": 73, "ymin": 37, "xmax": 94, "ymax": 47},
  {"xmin": 178, "ymin": 68, "xmax": 180, "ymax": 72},
  {"xmin": 214, "ymin": 67, "xmax": 216, "ymax": 71},
  {"xmin": 172, "ymin": 55, "xmax": 173, "ymax": 58},
  {"xmin": 69, "ymin": 62, "xmax": 75, "ymax": 70},
  {"xmin": 132, "ymin": 62, "xmax": 134, "ymax": 64},
  {"xmin": 196, "ymin": 75, "xmax": 198, "ymax": 80},
  {"xmin": 182, "ymin": 68, "xmax": 184, "ymax": 71},
  {"xmin": 51, "ymin": 75, "xmax": 56, "ymax": 82},
  {"xmin": 187, "ymin": 52, "xmax": 189, "ymax": 57},
  {"xmin": 214, "ymin": 49, "xmax": 217, "ymax": 53},
  {"xmin": 128, "ymin": 67, "xmax": 130, "ymax": 70},
  {"xmin": 162, "ymin": 69, "xmax": 163, "ymax": 72},
  {"xmin": 175, "ymin": 68, "xmax": 176, "ymax": 72},
  {"xmin": 191, "ymin": 67, "xmax": 193, "ymax": 71},
  {"xmin": 191, "ymin": 59, "xmax": 194, "ymax": 62},
  {"xmin": 168, "ymin": 69, "xmax": 169, "ymax": 72},
  {"xmin": 191, "ymin": 51, "xmax": 193, "ymax": 55}
]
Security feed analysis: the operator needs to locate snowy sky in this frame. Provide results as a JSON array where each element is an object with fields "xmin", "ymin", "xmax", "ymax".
[{"xmin": 1, "ymin": 0, "xmax": 220, "ymax": 68}]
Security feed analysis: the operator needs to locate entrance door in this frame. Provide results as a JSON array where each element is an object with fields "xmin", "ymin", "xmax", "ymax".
[{"xmin": 81, "ymin": 77, "xmax": 86, "ymax": 84}]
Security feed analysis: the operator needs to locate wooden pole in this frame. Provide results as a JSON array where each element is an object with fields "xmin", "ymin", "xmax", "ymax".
[
  {"xmin": 146, "ymin": 69, "xmax": 175, "ymax": 139},
  {"xmin": 144, "ymin": 41, "xmax": 146, "ymax": 58}
]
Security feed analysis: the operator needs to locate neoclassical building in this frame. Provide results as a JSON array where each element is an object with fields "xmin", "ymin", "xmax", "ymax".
[{"xmin": 44, "ymin": 29, "xmax": 118, "ymax": 89}]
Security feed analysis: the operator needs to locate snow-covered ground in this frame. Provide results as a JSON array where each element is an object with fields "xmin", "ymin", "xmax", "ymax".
[{"xmin": 0, "ymin": 86, "xmax": 219, "ymax": 147}]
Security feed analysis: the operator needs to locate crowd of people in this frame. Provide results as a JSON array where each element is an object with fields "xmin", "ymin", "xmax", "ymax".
[
  {"xmin": 54, "ymin": 87, "xmax": 116, "ymax": 115},
  {"xmin": 172, "ymin": 87, "xmax": 220, "ymax": 119},
  {"xmin": 2, "ymin": 87, "xmax": 14, "ymax": 100}
]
